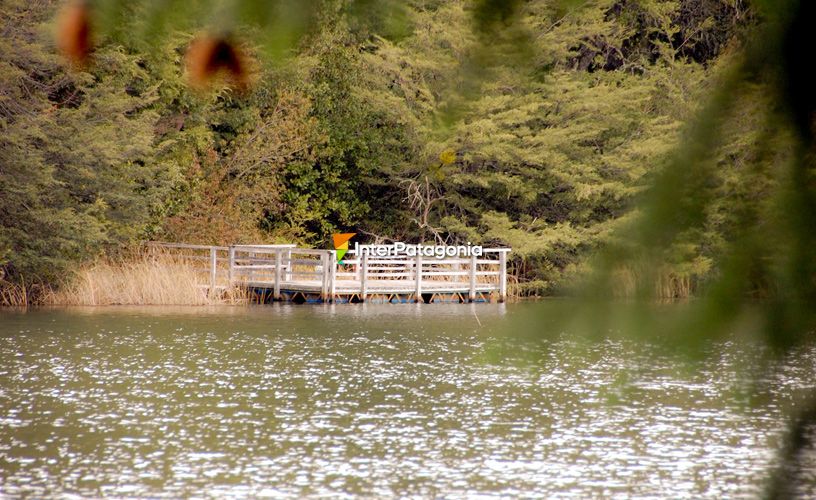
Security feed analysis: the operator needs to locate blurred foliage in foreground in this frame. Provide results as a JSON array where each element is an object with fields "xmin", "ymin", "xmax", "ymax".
[
  {"xmin": 1, "ymin": 0, "xmax": 756, "ymax": 298},
  {"xmin": 564, "ymin": 0, "xmax": 816, "ymax": 495}
]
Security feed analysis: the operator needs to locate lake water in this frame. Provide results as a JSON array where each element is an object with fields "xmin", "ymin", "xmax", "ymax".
[{"xmin": 1, "ymin": 303, "xmax": 814, "ymax": 498}]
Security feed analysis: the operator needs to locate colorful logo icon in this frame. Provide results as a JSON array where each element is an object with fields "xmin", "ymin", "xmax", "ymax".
[{"xmin": 332, "ymin": 233, "xmax": 356, "ymax": 263}]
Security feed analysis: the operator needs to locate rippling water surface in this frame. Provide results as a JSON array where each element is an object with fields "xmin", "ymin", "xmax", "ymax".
[{"xmin": 1, "ymin": 303, "xmax": 815, "ymax": 498}]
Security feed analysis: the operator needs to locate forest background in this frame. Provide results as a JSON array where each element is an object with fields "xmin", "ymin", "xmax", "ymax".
[{"xmin": 0, "ymin": 0, "xmax": 761, "ymax": 300}]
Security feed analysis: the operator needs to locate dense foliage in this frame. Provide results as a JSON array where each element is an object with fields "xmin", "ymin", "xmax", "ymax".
[
  {"xmin": 1, "ymin": 0, "xmax": 753, "ymax": 297},
  {"xmin": 0, "ymin": 1, "xmax": 169, "ymax": 288}
]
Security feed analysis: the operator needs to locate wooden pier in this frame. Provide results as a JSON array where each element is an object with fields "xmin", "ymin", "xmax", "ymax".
[{"xmin": 146, "ymin": 242, "xmax": 511, "ymax": 303}]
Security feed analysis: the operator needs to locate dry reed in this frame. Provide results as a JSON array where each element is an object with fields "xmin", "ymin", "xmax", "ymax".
[
  {"xmin": 0, "ymin": 280, "xmax": 31, "ymax": 307},
  {"xmin": 47, "ymin": 254, "xmax": 248, "ymax": 306}
]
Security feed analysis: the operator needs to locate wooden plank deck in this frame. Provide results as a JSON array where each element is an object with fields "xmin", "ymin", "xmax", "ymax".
[{"xmin": 145, "ymin": 242, "xmax": 511, "ymax": 303}]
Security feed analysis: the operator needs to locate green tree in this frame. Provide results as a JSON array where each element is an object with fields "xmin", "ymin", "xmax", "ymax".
[{"xmin": 0, "ymin": 0, "xmax": 171, "ymax": 292}]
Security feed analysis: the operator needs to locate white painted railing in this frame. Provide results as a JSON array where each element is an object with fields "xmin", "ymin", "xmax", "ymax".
[
  {"xmin": 336, "ymin": 248, "xmax": 510, "ymax": 301},
  {"xmin": 145, "ymin": 242, "xmax": 510, "ymax": 302},
  {"xmin": 144, "ymin": 242, "xmax": 231, "ymax": 292}
]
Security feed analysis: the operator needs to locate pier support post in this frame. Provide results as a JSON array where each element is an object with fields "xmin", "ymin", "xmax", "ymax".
[
  {"xmin": 415, "ymin": 254, "xmax": 423, "ymax": 303},
  {"xmin": 360, "ymin": 253, "xmax": 368, "ymax": 302},
  {"xmin": 274, "ymin": 249, "xmax": 282, "ymax": 300},
  {"xmin": 499, "ymin": 251, "xmax": 507, "ymax": 303},
  {"xmin": 469, "ymin": 253, "xmax": 477, "ymax": 302}
]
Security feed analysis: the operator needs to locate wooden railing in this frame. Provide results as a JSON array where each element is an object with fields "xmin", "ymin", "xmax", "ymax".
[
  {"xmin": 145, "ymin": 242, "xmax": 510, "ymax": 302},
  {"xmin": 228, "ymin": 245, "xmax": 333, "ymax": 301},
  {"xmin": 336, "ymin": 248, "xmax": 510, "ymax": 301},
  {"xmin": 144, "ymin": 242, "xmax": 231, "ymax": 291}
]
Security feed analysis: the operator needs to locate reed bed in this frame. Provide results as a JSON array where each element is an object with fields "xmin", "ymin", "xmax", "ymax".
[{"xmin": 47, "ymin": 254, "xmax": 248, "ymax": 306}]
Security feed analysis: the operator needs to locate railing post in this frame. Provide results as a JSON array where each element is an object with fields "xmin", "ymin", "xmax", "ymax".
[
  {"xmin": 453, "ymin": 259, "xmax": 461, "ymax": 287},
  {"xmin": 360, "ymin": 252, "xmax": 368, "ymax": 302},
  {"xmin": 146, "ymin": 241, "xmax": 156, "ymax": 263},
  {"xmin": 415, "ymin": 254, "xmax": 423, "ymax": 303},
  {"xmin": 284, "ymin": 249, "xmax": 292, "ymax": 281},
  {"xmin": 499, "ymin": 251, "xmax": 507, "ymax": 303},
  {"xmin": 274, "ymin": 249, "xmax": 282, "ymax": 300},
  {"xmin": 209, "ymin": 247, "xmax": 217, "ymax": 293},
  {"xmin": 329, "ymin": 250, "xmax": 336, "ymax": 303},
  {"xmin": 228, "ymin": 245, "xmax": 236, "ymax": 286},
  {"xmin": 469, "ymin": 253, "xmax": 477, "ymax": 302},
  {"xmin": 320, "ymin": 253, "xmax": 328, "ymax": 302}
]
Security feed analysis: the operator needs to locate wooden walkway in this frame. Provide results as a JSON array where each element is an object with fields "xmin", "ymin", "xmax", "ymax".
[{"xmin": 146, "ymin": 242, "xmax": 511, "ymax": 303}]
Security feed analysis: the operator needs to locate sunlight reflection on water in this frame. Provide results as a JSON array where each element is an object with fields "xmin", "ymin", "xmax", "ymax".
[{"xmin": 0, "ymin": 303, "xmax": 814, "ymax": 498}]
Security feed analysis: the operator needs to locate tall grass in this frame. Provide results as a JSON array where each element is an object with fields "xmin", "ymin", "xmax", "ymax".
[
  {"xmin": 46, "ymin": 254, "xmax": 248, "ymax": 306},
  {"xmin": 610, "ymin": 265, "xmax": 695, "ymax": 299},
  {"xmin": 0, "ymin": 280, "xmax": 32, "ymax": 307}
]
